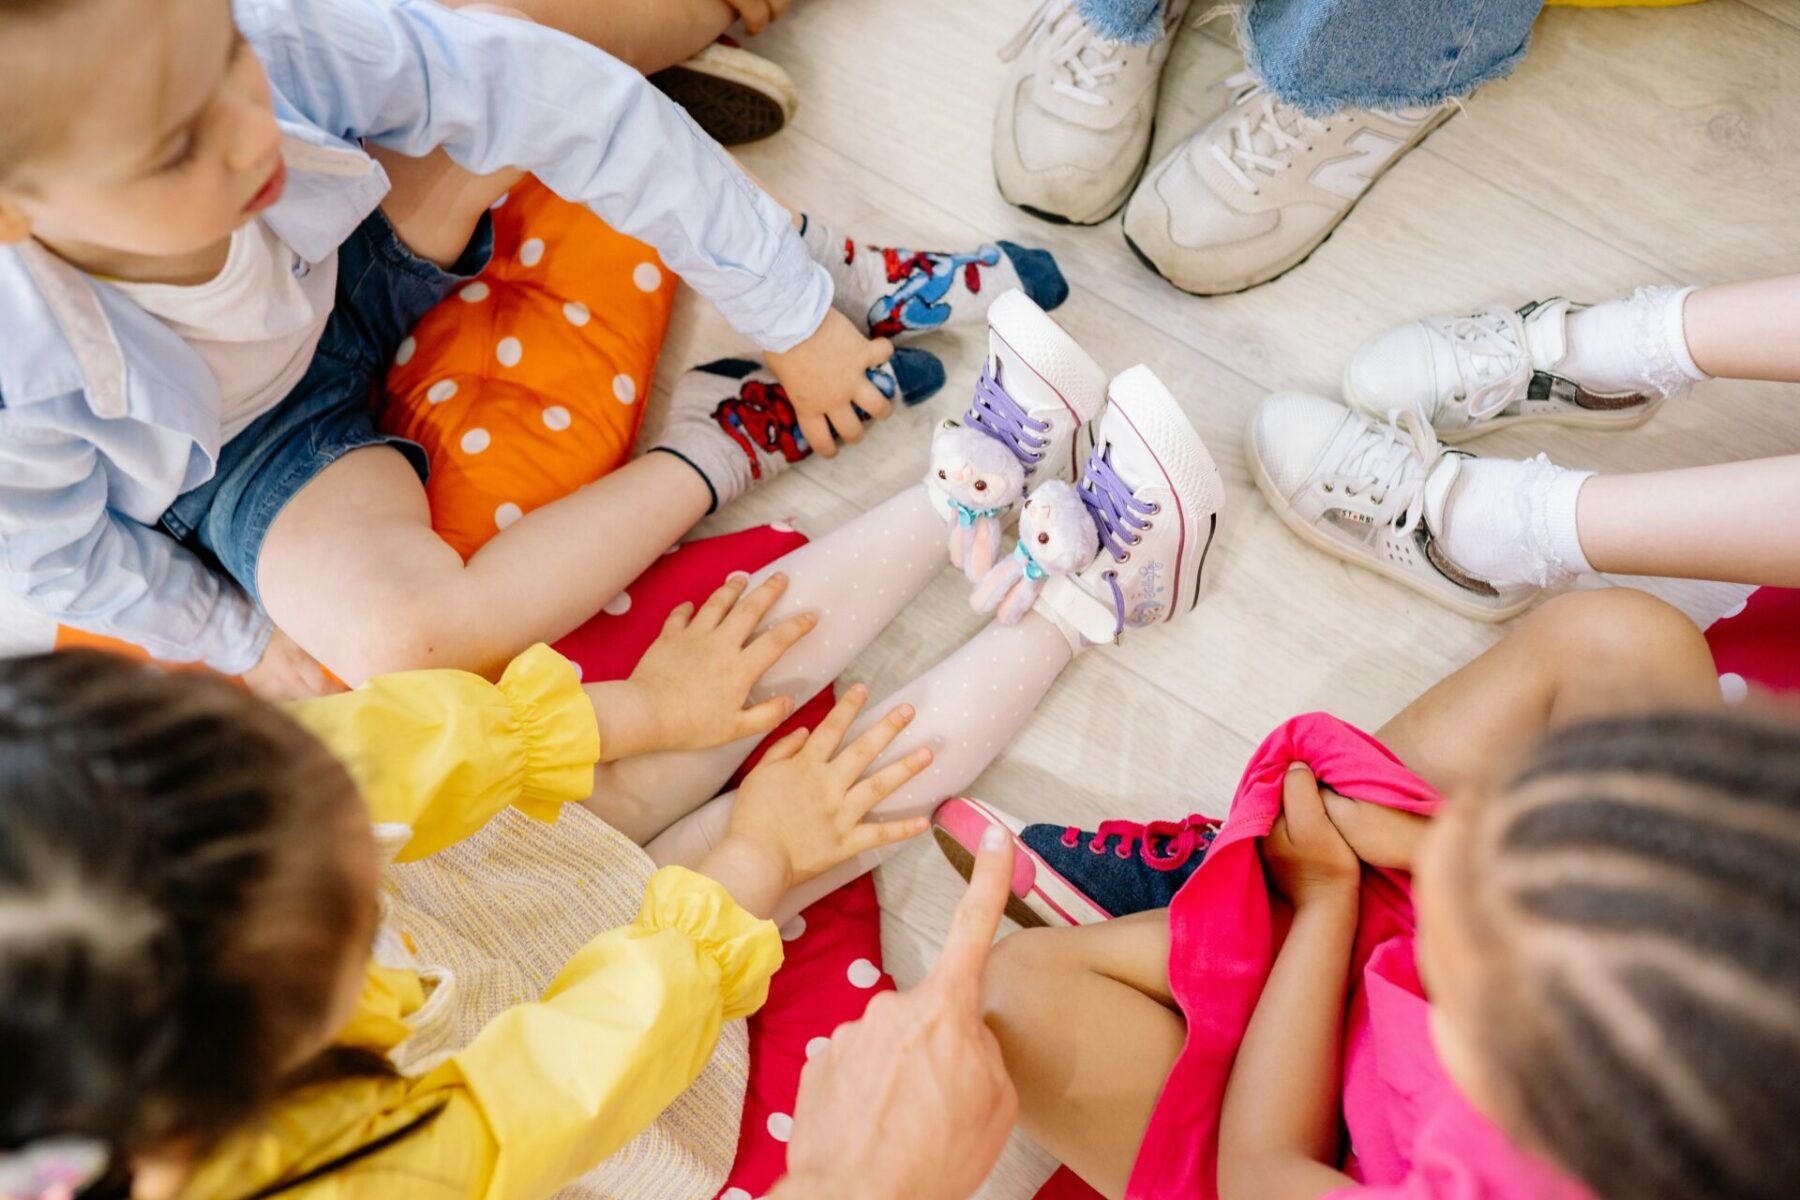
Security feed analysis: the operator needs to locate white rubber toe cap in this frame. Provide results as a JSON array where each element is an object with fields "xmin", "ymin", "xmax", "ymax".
[{"xmin": 1344, "ymin": 321, "xmax": 1445, "ymax": 421}]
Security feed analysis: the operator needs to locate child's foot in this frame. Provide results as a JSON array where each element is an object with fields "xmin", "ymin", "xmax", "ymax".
[
  {"xmin": 799, "ymin": 217, "xmax": 1067, "ymax": 342},
  {"xmin": 967, "ymin": 288, "xmax": 1109, "ymax": 488},
  {"xmin": 1343, "ymin": 289, "xmax": 1702, "ymax": 441},
  {"xmin": 653, "ymin": 350, "xmax": 945, "ymax": 511},
  {"xmin": 648, "ymin": 41, "xmax": 797, "ymax": 146},
  {"xmin": 931, "ymin": 797, "xmax": 1218, "ymax": 927},
  {"xmin": 1036, "ymin": 366, "xmax": 1225, "ymax": 647},
  {"xmin": 1247, "ymin": 391, "xmax": 1587, "ymax": 621},
  {"xmin": 993, "ymin": 0, "xmax": 1192, "ymax": 225},
  {"xmin": 1121, "ymin": 72, "xmax": 1453, "ymax": 295}
]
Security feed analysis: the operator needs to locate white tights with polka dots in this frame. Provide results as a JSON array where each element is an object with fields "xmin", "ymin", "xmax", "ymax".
[{"xmin": 586, "ymin": 483, "xmax": 1075, "ymax": 923}]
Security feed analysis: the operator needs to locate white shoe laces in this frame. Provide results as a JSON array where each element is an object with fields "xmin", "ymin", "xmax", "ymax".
[
  {"xmin": 1326, "ymin": 409, "xmax": 1445, "ymax": 539},
  {"xmin": 1000, "ymin": 0, "xmax": 1127, "ymax": 108},
  {"xmin": 1441, "ymin": 306, "xmax": 1534, "ymax": 421},
  {"xmin": 1207, "ymin": 70, "xmax": 1331, "ymax": 194}
]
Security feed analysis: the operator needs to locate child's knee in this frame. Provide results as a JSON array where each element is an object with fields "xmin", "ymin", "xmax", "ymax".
[
  {"xmin": 1531, "ymin": 589, "xmax": 1714, "ymax": 698},
  {"xmin": 980, "ymin": 928, "xmax": 1064, "ymax": 1043}
]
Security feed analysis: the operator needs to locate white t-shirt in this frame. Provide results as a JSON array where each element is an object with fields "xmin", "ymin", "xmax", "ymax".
[{"xmin": 111, "ymin": 220, "xmax": 339, "ymax": 442}]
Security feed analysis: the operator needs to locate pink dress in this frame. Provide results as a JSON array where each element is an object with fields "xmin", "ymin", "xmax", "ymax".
[{"xmin": 1122, "ymin": 713, "xmax": 1590, "ymax": 1200}]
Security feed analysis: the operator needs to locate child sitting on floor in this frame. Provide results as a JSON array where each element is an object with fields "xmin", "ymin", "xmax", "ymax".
[
  {"xmin": 0, "ymin": 0, "xmax": 1064, "ymax": 700},
  {"xmin": 938, "ymin": 589, "xmax": 1800, "ymax": 1200}
]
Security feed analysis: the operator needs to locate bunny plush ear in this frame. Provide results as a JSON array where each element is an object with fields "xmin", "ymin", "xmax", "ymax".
[{"xmin": 971, "ymin": 554, "xmax": 1026, "ymax": 615}]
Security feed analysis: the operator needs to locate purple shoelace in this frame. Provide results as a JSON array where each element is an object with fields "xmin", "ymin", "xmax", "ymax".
[
  {"xmin": 1078, "ymin": 443, "xmax": 1158, "ymax": 636},
  {"xmin": 966, "ymin": 362, "xmax": 1051, "ymax": 468}
]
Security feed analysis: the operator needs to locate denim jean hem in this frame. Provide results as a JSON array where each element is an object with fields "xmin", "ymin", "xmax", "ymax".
[{"xmin": 1073, "ymin": 0, "xmax": 1167, "ymax": 44}]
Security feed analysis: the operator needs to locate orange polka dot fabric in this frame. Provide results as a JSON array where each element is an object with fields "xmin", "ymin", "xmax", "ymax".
[{"xmin": 380, "ymin": 175, "xmax": 678, "ymax": 559}]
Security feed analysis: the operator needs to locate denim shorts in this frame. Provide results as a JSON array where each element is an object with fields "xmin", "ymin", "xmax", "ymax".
[{"xmin": 160, "ymin": 208, "xmax": 493, "ymax": 603}]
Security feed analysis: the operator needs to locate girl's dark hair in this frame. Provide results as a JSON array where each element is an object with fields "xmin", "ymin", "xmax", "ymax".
[
  {"xmin": 0, "ymin": 651, "xmax": 380, "ymax": 1182},
  {"xmin": 1449, "ymin": 710, "xmax": 1800, "ymax": 1200}
]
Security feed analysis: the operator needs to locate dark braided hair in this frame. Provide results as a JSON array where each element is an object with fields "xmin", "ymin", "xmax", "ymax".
[
  {"xmin": 1445, "ymin": 710, "xmax": 1800, "ymax": 1200},
  {"xmin": 0, "ymin": 651, "xmax": 380, "ymax": 1189}
]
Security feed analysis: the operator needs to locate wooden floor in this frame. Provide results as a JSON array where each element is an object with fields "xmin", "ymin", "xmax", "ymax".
[{"xmin": 658, "ymin": 2, "xmax": 1800, "ymax": 1195}]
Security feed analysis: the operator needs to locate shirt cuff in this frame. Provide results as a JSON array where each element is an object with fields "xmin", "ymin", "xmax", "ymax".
[
  {"xmin": 496, "ymin": 644, "xmax": 602, "ymax": 821},
  {"xmin": 639, "ymin": 866, "xmax": 783, "ymax": 1021},
  {"xmin": 718, "ymin": 230, "xmax": 837, "ymax": 354}
]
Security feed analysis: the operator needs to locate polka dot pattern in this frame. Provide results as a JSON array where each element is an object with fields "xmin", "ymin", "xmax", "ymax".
[
  {"xmin": 1720, "ymin": 672, "xmax": 1749, "ymax": 704},
  {"xmin": 612, "ymin": 373, "xmax": 637, "ymax": 405},
  {"xmin": 805, "ymin": 1036, "xmax": 830, "ymax": 1061},
  {"xmin": 563, "ymin": 301, "xmax": 591, "ymax": 326},
  {"xmin": 494, "ymin": 502, "xmax": 523, "ymax": 530},
  {"xmin": 495, "ymin": 336, "xmax": 523, "ymax": 367},
  {"xmin": 460, "ymin": 428, "xmax": 491, "ymax": 454},
  {"xmin": 460, "ymin": 281, "xmax": 490, "ymax": 303},
  {"xmin": 602, "ymin": 591, "xmax": 632, "ymax": 616},
  {"xmin": 778, "ymin": 915, "xmax": 807, "ymax": 942},
  {"xmin": 542, "ymin": 405, "xmax": 572, "ymax": 432},
  {"xmin": 427, "ymin": 380, "xmax": 458, "ymax": 405},
  {"xmin": 765, "ymin": 1113, "xmax": 793, "ymax": 1143},
  {"xmin": 519, "ymin": 237, "xmax": 545, "ymax": 267},
  {"xmin": 395, "ymin": 336, "xmax": 416, "ymax": 366},
  {"xmin": 846, "ymin": 958, "xmax": 881, "ymax": 989},
  {"xmin": 633, "ymin": 261, "xmax": 663, "ymax": 292}
]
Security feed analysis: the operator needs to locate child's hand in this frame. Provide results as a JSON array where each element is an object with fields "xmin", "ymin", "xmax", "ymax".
[
  {"xmin": 726, "ymin": 684, "xmax": 933, "ymax": 889},
  {"xmin": 242, "ymin": 628, "xmax": 344, "ymax": 700},
  {"xmin": 765, "ymin": 310, "xmax": 895, "ymax": 459},
  {"xmin": 627, "ymin": 574, "xmax": 816, "ymax": 753},
  {"xmin": 1321, "ymin": 790, "xmax": 1431, "ymax": 873},
  {"xmin": 1263, "ymin": 765, "xmax": 1361, "ymax": 908},
  {"xmin": 723, "ymin": 0, "xmax": 791, "ymax": 35}
]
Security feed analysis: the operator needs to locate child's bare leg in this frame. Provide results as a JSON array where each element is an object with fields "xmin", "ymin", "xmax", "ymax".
[
  {"xmin": 449, "ymin": 0, "xmax": 741, "ymax": 75},
  {"xmin": 645, "ymin": 611, "xmax": 1076, "ymax": 921},
  {"xmin": 582, "ymin": 484, "xmax": 951, "ymax": 842},
  {"xmin": 980, "ymin": 912, "xmax": 1184, "ymax": 1200},
  {"xmin": 1377, "ymin": 588, "xmax": 1720, "ymax": 800},
  {"xmin": 1682, "ymin": 273, "xmax": 1800, "ymax": 382}
]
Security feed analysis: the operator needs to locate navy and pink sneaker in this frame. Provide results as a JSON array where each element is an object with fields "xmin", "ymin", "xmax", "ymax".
[{"xmin": 931, "ymin": 797, "xmax": 1218, "ymax": 928}]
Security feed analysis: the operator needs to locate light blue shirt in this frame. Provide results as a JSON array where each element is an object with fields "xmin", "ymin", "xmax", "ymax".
[{"xmin": 0, "ymin": 0, "xmax": 832, "ymax": 673}]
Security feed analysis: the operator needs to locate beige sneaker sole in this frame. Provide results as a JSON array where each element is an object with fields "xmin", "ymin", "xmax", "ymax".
[
  {"xmin": 650, "ymin": 44, "xmax": 797, "ymax": 146},
  {"xmin": 1342, "ymin": 363, "xmax": 1668, "ymax": 446}
]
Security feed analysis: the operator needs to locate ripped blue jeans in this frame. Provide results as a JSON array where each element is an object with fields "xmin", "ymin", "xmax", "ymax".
[{"xmin": 1075, "ymin": 0, "xmax": 1544, "ymax": 114}]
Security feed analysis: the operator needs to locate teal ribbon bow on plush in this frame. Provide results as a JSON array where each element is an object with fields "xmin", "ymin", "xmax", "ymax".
[
  {"xmin": 1014, "ymin": 539, "xmax": 1046, "ymax": 581},
  {"xmin": 946, "ymin": 497, "xmax": 1006, "ymax": 529}
]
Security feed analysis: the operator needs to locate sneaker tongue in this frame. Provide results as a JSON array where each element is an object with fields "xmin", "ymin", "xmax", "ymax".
[
  {"xmin": 1522, "ymin": 298, "xmax": 1572, "ymax": 371},
  {"xmin": 1420, "ymin": 452, "xmax": 1465, "ymax": 535}
]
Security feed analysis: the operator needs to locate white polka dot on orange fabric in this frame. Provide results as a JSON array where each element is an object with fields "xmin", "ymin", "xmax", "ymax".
[
  {"xmin": 427, "ymin": 380, "xmax": 457, "ymax": 405},
  {"xmin": 460, "ymin": 281, "xmax": 490, "ymax": 303},
  {"xmin": 563, "ymin": 301, "xmax": 591, "ymax": 326},
  {"xmin": 1721, "ymin": 672, "xmax": 1749, "ymax": 704},
  {"xmin": 633, "ymin": 262, "xmax": 663, "ymax": 292},
  {"xmin": 612, "ymin": 374, "xmax": 637, "ymax": 405},
  {"xmin": 805, "ymin": 1036, "xmax": 829, "ymax": 1061},
  {"xmin": 460, "ymin": 428, "xmax": 491, "ymax": 454},
  {"xmin": 846, "ymin": 959, "xmax": 880, "ymax": 989},
  {"xmin": 766, "ymin": 1113, "xmax": 794, "ymax": 1143},
  {"xmin": 496, "ymin": 336, "xmax": 523, "ymax": 367},
  {"xmin": 495, "ymin": 502, "xmax": 523, "ymax": 529},
  {"xmin": 490, "ymin": 192, "xmax": 509, "ymax": 210},
  {"xmin": 519, "ymin": 237, "xmax": 545, "ymax": 267},
  {"xmin": 542, "ymin": 405, "xmax": 572, "ymax": 432},
  {"xmin": 395, "ymin": 336, "xmax": 416, "ymax": 366},
  {"xmin": 778, "ymin": 915, "xmax": 806, "ymax": 942},
  {"xmin": 602, "ymin": 591, "xmax": 632, "ymax": 616}
]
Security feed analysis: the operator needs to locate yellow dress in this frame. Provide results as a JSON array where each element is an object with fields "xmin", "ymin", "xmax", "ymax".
[{"xmin": 178, "ymin": 645, "xmax": 783, "ymax": 1200}]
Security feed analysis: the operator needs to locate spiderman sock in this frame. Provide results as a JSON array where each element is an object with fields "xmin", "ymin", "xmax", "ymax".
[
  {"xmin": 650, "ymin": 351, "xmax": 947, "ymax": 512},
  {"xmin": 798, "ymin": 216, "xmax": 1068, "ymax": 342}
]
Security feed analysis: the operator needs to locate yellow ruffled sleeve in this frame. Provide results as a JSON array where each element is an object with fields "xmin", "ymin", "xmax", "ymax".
[
  {"xmin": 405, "ymin": 865, "xmax": 782, "ymax": 1199},
  {"xmin": 285, "ymin": 644, "xmax": 600, "ymax": 861}
]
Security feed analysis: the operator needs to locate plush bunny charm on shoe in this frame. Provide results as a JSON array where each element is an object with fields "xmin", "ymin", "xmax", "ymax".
[
  {"xmin": 926, "ymin": 419, "xmax": 1027, "ymax": 581},
  {"xmin": 972, "ymin": 480, "xmax": 1099, "ymax": 625}
]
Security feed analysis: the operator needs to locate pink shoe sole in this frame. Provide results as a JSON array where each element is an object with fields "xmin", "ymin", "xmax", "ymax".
[{"xmin": 931, "ymin": 797, "xmax": 1111, "ymax": 928}]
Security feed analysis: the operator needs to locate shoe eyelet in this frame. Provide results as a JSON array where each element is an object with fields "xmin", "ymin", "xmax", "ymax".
[
  {"xmin": 1116, "ymin": 843, "xmax": 1133, "ymax": 860},
  {"xmin": 1089, "ymin": 839, "xmax": 1106, "ymax": 855},
  {"xmin": 1120, "ymin": 552, "xmax": 1132, "ymax": 563},
  {"xmin": 1322, "ymin": 482, "xmax": 1335, "ymax": 493},
  {"xmin": 1149, "ymin": 502, "xmax": 1162, "ymax": 515}
]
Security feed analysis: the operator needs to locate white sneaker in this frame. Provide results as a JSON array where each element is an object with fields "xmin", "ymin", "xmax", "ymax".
[
  {"xmin": 1038, "ymin": 365, "xmax": 1225, "ymax": 644},
  {"xmin": 993, "ymin": 0, "xmax": 1191, "ymax": 226},
  {"xmin": 1121, "ymin": 72, "xmax": 1452, "ymax": 295},
  {"xmin": 965, "ymin": 288, "xmax": 1110, "ymax": 488},
  {"xmin": 1344, "ymin": 298, "xmax": 1665, "ymax": 442},
  {"xmin": 1247, "ymin": 391, "xmax": 1536, "ymax": 622}
]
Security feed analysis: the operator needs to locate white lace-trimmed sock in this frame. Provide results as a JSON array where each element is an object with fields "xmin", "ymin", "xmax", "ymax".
[
  {"xmin": 1561, "ymin": 285, "xmax": 1710, "ymax": 398},
  {"xmin": 1434, "ymin": 455, "xmax": 1595, "ymax": 590},
  {"xmin": 798, "ymin": 215, "xmax": 1067, "ymax": 340}
]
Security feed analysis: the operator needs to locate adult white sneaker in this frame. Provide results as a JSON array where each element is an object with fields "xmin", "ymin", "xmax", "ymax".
[
  {"xmin": 963, "ymin": 288, "xmax": 1111, "ymax": 488},
  {"xmin": 1246, "ymin": 391, "xmax": 1537, "ymax": 622},
  {"xmin": 994, "ymin": 0, "xmax": 1191, "ymax": 226},
  {"xmin": 1038, "ymin": 365, "xmax": 1225, "ymax": 644},
  {"xmin": 1122, "ymin": 71, "xmax": 1452, "ymax": 295},
  {"xmin": 1344, "ymin": 298, "xmax": 1665, "ymax": 442}
]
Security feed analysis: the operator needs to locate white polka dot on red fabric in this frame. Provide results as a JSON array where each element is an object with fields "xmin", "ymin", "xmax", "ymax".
[
  {"xmin": 770, "ymin": 520, "xmax": 796, "ymax": 534},
  {"xmin": 846, "ymin": 959, "xmax": 880, "ymax": 988},
  {"xmin": 805, "ymin": 1036, "xmax": 829, "ymax": 1061},
  {"xmin": 395, "ymin": 336, "xmax": 416, "ymax": 366},
  {"xmin": 612, "ymin": 374, "xmax": 638, "ymax": 404},
  {"xmin": 542, "ymin": 405, "xmax": 572, "ymax": 432},
  {"xmin": 602, "ymin": 591, "xmax": 632, "ymax": 616},
  {"xmin": 1720, "ymin": 597, "xmax": 1749, "ymax": 620},
  {"xmin": 569, "ymin": 659, "xmax": 584, "ymax": 681},
  {"xmin": 778, "ymin": 915, "xmax": 806, "ymax": 942},
  {"xmin": 633, "ymin": 262, "xmax": 662, "ymax": 292},
  {"xmin": 662, "ymin": 545, "xmax": 681, "ymax": 556},
  {"xmin": 519, "ymin": 237, "xmax": 545, "ymax": 267},
  {"xmin": 427, "ymin": 380, "xmax": 457, "ymax": 405},
  {"xmin": 490, "ymin": 192, "xmax": 509, "ymax": 210},
  {"xmin": 766, "ymin": 1112, "xmax": 794, "ymax": 1143},
  {"xmin": 460, "ymin": 428, "xmax": 491, "ymax": 454},
  {"xmin": 460, "ymin": 281, "xmax": 490, "ymax": 303},
  {"xmin": 496, "ymin": 336, "xmax": 523, "ymax": 367},
  {"xmin": 563, "ymin": 301, "xmax": 590, "ymax": 327},
  {"xmin": 721, "ymin": 1190, "xmax": 751, "ymax": 1200},
  {"xmin": 1721, "ymin": 672, "xmax": 1749, "ymax": 704},
  {"xmin": 494, "ymin": 502, "xmax": 523, "ymax": 530}
]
